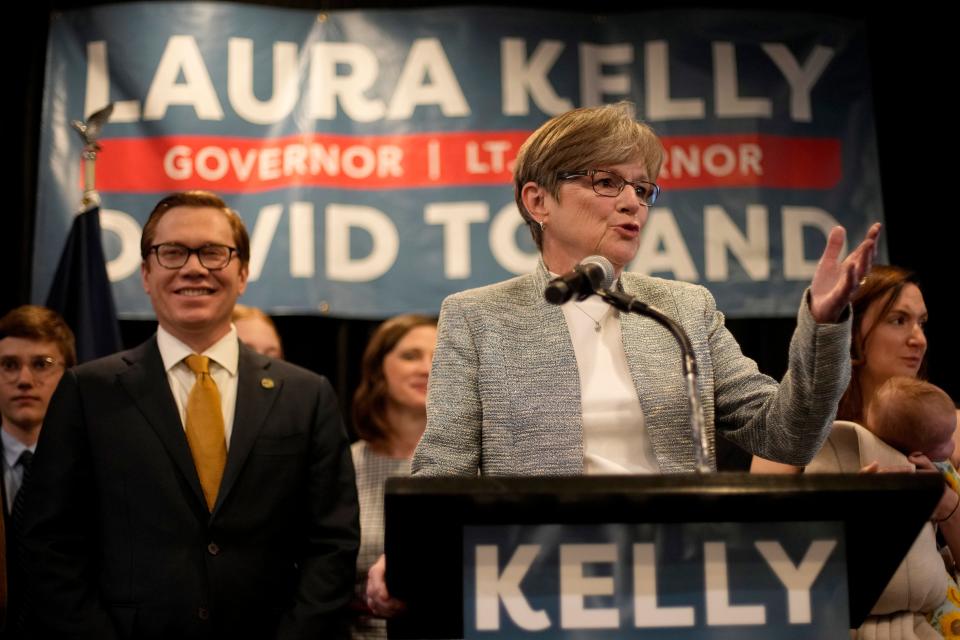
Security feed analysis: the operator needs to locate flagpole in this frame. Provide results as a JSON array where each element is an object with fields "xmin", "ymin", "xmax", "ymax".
[
  {"xmin": 71, "ymin": 103, "xmax": 113, "ymax": 209},
  {"xmin": 44, "ymin": 103, "xmax": 123, "ymax": 363}
]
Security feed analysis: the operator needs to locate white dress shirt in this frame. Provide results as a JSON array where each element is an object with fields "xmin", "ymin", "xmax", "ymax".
[
  {"xmin": 2, "ymin": 428, "xmax": 34, "ymax": 512},
  {"xmin": 156, "ymin": 325, "xmax": 240, "ymax": 448},
  {"xmin": 560, "ymin": 293, "xmax": 660, "ymax": 474}
]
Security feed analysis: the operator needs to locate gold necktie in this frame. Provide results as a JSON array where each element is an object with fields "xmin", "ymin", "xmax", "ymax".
[{"xmin": 184, "ymin": 354, "xmax": 226, "ymax": 511}]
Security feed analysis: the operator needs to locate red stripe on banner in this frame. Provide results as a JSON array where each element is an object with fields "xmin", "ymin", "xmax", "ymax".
[
  {"xmin": 658, "ymin": 135, "xmax": 842, "ymax": 189},
  {"xmin": 95, "ymin": 132, "xmax": 531, "ymax": 193},
  {"xmin": 94, "ymin": 132, "xmax": 841, "ymax": 193}
]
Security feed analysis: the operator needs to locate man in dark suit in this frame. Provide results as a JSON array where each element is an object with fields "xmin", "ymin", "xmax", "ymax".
[
  {"xmin": 21, "ymin": 191, "xmax": 359, "ymax": 639},
  {"xmin": 0, "ymin": 306, "xmax": 75, "ymax": 636}
]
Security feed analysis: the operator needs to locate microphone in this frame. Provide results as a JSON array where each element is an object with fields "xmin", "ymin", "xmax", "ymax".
[{"xmin": 544, "ymin": 255, "xmax": 616, "ymax": 305}]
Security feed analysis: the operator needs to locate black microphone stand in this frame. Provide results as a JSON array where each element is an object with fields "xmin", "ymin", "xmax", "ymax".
[{"xmin": 596, "ymin": 288, "xmax": 711, "ymax": 473}]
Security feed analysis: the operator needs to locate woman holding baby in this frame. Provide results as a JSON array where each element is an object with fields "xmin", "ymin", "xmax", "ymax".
[{"xmin": 756, "ymin": 264, "xmax": 960, "ymax": 638}]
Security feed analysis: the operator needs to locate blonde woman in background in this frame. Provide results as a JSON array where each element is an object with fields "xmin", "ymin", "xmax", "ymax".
[{"xmin": 232, "ymin": 304, "xmax": 283, "ymax": 358}]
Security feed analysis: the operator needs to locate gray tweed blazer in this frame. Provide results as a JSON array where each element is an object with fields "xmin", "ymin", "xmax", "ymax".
[{"xmin": 413, "ymin": 262, "xmax": 852, "ymax": 475}]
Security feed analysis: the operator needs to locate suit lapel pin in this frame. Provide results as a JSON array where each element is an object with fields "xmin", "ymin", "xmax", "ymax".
[{"xmin": 260, "ymin": 377, "xmax": 275, "ymax": 389}]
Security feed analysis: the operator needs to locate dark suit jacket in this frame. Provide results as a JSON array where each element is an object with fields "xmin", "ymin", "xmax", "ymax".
[
  {"xmin": 20, "ymin": 338, "xmax": 359, "ymax": 640},
  {"xmin": 0, "ymin": 461, "xmax": 10, "ymax": 636},
  {"xmin": 1, "ymin": 440, "xmax": 30, "ymax": 640}
]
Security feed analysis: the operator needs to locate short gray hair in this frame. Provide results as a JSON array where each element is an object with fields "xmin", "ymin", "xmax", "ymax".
[{"xmin": 513, "ymin": 102, "xmax": 664, "ymax": 250}]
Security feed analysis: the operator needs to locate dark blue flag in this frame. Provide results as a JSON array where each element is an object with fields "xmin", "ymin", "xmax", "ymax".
[{"xmin": 45, "ymin": 205, "xmax": 122, "ymax": 362}]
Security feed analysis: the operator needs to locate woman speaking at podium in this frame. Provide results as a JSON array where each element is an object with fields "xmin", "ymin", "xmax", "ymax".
[
  {"xmin": 413, "ymin": 102, "xmax": 879, "ymax": 478},
  {"xmin": 366, "ymin": 101, "xmax": 880, "ymax": 616}
]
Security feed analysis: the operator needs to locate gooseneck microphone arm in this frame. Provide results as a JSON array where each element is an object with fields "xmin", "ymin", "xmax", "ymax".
[{"xmin": 595, "ymin": 288, "xmax": 711, "ymax": 474}]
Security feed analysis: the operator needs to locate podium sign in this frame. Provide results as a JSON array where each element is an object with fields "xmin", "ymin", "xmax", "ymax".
[
  {"xmin": 386, "ymin": 474, "xmax": 941, "ymax": 639},
  {"xmin": 463, "ymin": 522, "xmax": 848, "ymax": 639}
]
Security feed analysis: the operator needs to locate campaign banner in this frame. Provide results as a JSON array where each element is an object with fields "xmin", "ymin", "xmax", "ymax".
[
  {"xmin": 463, "ymin": 522, "xmax": 848, "ymax": 639},
  {"xmin": 35, "ymin": 3, "xmax": 883, "ymax": 318}
]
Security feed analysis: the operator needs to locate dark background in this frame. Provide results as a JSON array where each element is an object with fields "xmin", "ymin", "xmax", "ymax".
[{"xmin": 5, "ymin": 1, "xmax": 954, "ymax": 462}]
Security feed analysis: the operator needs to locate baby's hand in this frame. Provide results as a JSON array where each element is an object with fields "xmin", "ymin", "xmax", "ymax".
[{"xmin": 908, "ymin": 452, "xmax": 936, "ymax": 472}]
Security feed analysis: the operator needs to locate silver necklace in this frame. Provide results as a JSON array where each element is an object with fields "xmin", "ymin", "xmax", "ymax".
[{"xmin": 572, "ymin": 301, "xmax": 610, "ymax": 332}]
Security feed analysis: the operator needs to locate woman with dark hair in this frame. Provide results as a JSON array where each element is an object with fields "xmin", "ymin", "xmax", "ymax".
[
  {"xmin": 755, "ymin": 265, "xmax": 960, "ymax": 638},
  {"xmin": 753, "ymin": 265, "xmax": 937, "ymax": 469},
  {"xmin": 350, "ymin": 314, "xmax": 437, "ymax": 639},
  {"xmin": 837, "ymin": 264, "xmax": 930, "ymax": 424}
]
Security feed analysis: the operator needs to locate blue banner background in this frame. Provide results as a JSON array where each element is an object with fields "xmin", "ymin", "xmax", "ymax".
[{"xmin": 35, "ymin": 4, "xmax": 883, "ymax": 318}]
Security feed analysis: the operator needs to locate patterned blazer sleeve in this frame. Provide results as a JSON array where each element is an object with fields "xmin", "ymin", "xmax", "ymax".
[
  {"xmin": 706, "ymin": 287, "xmax": 852, "ymax": 465},
  {"xmin": 413, "ymin": 294, "xmax": 482, "ymax": 477}
]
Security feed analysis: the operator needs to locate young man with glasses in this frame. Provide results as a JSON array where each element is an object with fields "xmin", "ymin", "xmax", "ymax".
[
  {"xmin": 22, "ymin": 191, "xmax": 359, "ymax": 638},
  {"xmin": 0, "ymin": 304, "xmax": 75, "ymax": 632}
]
